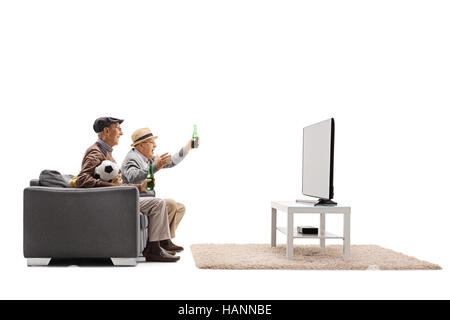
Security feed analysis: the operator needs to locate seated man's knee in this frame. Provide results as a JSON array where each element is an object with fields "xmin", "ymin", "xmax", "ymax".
[
  {"xmin": 164, "ymin": 198, "xmax": 177, "ymax": 212},
  {"xmin": 178, "ymin": 203, "xmax": 186, "ymax": 215},
  {"xmin": 155, "ymin": 198, "xmax": 166, "ymax": 211}
]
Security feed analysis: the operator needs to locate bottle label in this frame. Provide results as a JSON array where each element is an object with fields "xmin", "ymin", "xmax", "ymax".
[{"xmin": 191, "ymin": 137, "xmax": 199, "ymax": 148}]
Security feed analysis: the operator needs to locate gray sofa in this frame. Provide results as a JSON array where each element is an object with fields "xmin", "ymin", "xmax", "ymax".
[{"xmin": 23, "ymin": 179, "xmax": 148, "ymax": 266}]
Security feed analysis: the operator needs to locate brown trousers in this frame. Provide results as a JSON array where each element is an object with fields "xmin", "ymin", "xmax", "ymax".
[{"xmin": 164, "ymin": 199, "xmax": 185, "ymax": 238}]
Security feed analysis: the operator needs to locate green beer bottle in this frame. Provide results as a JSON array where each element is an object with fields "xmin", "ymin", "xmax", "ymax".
[
  {"xmin": 191, "ymin": 124, "xmax": 199, "ymax": 149},
  {"xmin": 146, "ymin": 163, "xmax": 154, "ymax": 191}
]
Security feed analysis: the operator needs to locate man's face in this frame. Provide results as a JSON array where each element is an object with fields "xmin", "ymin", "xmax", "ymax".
[
  {"xmin": 137, "ymin": 140, "xmax": 156, "ymax": 159},
  {"xmin": 104, "ymin": 122, "xmax": 123, "ymax": 146}
]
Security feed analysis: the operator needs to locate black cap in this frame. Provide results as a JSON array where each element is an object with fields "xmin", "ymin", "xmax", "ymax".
[{"xmin": 93, "ymin": 117, "xmax": 124, "ymax": 133}]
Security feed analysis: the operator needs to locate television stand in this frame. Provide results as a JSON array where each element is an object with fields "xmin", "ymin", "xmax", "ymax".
[
  {"xmin": 271, "ymin": 200, "xmax": 351, "ymax": 260},
  {"xmin": 296, "ymin": 198, "xmax": 338, "ymax": 206},
  {"xmin": 316, "ymin": 198, "xmax": 337, "ymax": 206}
]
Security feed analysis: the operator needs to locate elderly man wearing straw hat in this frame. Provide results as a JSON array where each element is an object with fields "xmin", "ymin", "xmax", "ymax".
[
  {"xmin": 76, "ymin": 117, "xmax": 180, "ymax": 263},
  {"xmin": 121, "ymin": 127, "xmax": 196, "ymax": 253}
]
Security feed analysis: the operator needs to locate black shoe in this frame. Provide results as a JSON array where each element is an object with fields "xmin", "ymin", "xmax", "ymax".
[
  {"xmin": 142, "ymin": 241, "xmax": 152, "ymax": 257},
  {"xmin": 144, "ymin": 248, "xmax": 180, "ymax": 262},
  {"xmin": 169, "ymin": 242, "xmax": 184, "ymax": 252},
  {"xmin": 161, "ymin": 239, "xmax": 184, "ymax": 253},
  {"xmin": 162, "ymin": 247, "xmax": 177, "ymax": 256}
]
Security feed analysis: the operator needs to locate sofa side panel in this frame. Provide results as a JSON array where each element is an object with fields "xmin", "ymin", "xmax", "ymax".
[{"xmin": 23, "ymin": 186, "xmax": 140, "ymax": 258}]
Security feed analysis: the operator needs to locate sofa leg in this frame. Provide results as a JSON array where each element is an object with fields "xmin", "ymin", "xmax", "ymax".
[
  {"xmin": 111, "ymin": 258, "xmax": 137, "ymax": 266},
  {"xmin": 27, "ymin": 258, "xmax": 51, "ymax": 266}
]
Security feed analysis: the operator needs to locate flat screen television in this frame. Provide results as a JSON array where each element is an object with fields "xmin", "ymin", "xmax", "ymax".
[{"xmin": 300, "ymin": 118, "xmax": 337, "ymax": 206}]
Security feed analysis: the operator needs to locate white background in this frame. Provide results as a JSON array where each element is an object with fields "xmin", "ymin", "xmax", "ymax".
[{"xmin": 0, "ymin": 0, "xmax": 449, "ymax": 299}]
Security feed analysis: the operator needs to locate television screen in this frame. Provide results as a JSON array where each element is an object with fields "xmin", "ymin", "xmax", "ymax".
[{"xmin": 302, "ymin": 118, "xmax": 335, "ymax": 201}]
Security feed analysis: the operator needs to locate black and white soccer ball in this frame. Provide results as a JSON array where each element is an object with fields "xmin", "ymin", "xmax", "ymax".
[{"xmin": 94, "ymin": 160, "xmax": 120, "ymax": 182}]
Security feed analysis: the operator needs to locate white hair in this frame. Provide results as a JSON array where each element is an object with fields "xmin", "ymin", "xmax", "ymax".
[{"xmin": 97, "ymin": 131, "xmax": 106, "ymax": 139}]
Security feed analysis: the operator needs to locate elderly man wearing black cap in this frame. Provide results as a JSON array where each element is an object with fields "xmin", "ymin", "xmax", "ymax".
[{"xmin": 74, "ymin": 117, "xmax": 179, "ymax": 262}]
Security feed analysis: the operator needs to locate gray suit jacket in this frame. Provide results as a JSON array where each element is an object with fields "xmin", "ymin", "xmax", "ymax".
[{"xmin": 121, "ymin": 148, "xmax": 155, "ymax": 197}]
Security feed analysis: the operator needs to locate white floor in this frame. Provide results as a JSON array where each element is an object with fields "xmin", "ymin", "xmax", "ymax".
[{"xmin": 2, "ymin": 238, "xmax": 448, "ymax": 300}]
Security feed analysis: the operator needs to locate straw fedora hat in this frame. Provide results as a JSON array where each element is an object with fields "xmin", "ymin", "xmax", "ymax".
[{"xmin": 131, "ymin": 128, "xmax": 158, "ymax": 147}]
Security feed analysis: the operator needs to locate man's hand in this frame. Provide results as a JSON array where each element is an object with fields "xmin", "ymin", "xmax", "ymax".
[
  {"xmin": 139, "ymin": 178, "xmax": 155, "ymax": 192},
  {"xmin": 186, "ymin": 137, "xmax": 200, "ymax": 151},
  {"xmin": 154, "ymin": 152, "xmax": 171, "ymax": 169},
  {"xmin": 109, "ymin": 174, "xmax": 123, "ymax": 186}
]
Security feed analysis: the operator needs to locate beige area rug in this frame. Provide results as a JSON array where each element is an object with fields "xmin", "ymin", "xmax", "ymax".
[{"xmin": 190, "ymin": 244, "xmax": 441, "ymax": 270}]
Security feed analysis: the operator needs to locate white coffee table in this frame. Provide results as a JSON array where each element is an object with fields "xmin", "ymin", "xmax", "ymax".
[{"xmin": 271, "ymin": 201, "xmax": 351, "ymax": 260}]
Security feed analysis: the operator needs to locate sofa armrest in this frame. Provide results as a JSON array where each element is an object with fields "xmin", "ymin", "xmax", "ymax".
[{"xmin": 24, "ymin": 186, "xmax": 140, "ymax": 258}]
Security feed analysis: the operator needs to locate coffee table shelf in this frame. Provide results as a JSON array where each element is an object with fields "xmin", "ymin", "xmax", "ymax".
[{"xmin": 277, "ymin": 227, "xmax": 343, "ymax": 239}]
